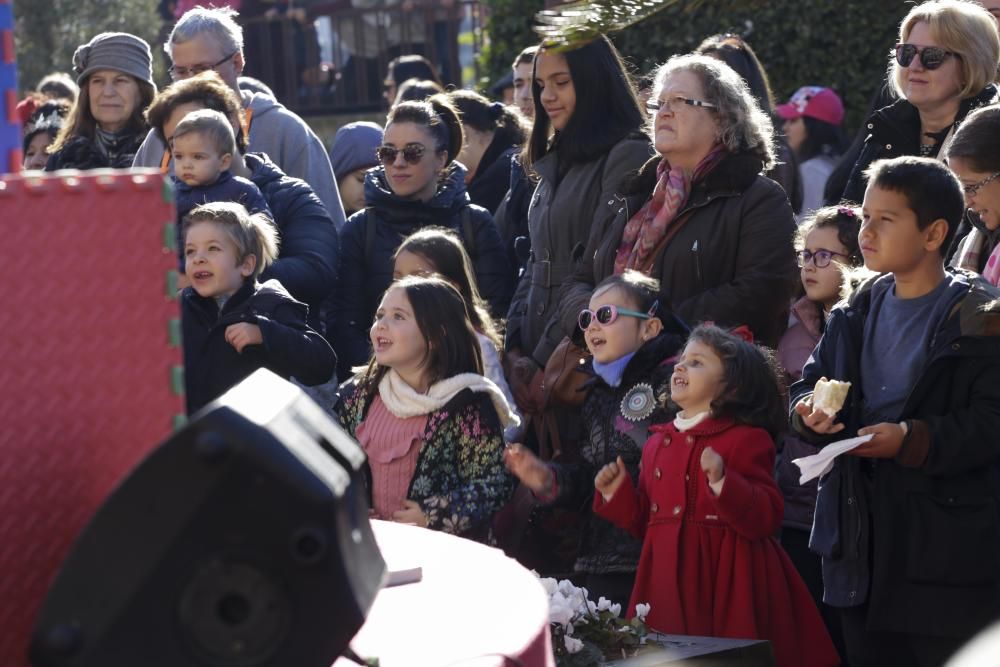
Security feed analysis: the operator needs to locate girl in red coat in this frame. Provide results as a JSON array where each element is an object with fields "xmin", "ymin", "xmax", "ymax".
[{"xmin": 594, "ymin": 325, "xmax": 839, "ymax": 667}]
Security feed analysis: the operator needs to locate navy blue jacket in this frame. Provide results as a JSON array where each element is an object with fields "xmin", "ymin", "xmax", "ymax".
[
  {"xmin": 182, "ymin": 279, "xmax": 336, "ymax": 415},
  {"xmin": 173, "ymin": 170, "xmax": 272, "ymax": 272},
  {"xmin": 789, "ymin": 270, "xmax": 1000, "ymax": 639},
  {"xmin": 245, "ymin": 153, "xmax": 339, "ymax": 332},
  {"xmin": 329, "ymin": 163, "xmax": 513, "ymax": 377}
]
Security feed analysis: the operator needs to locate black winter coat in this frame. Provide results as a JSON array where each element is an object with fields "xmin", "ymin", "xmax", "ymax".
[
  {"xmin": 45, "ymin": 132, "xmax": 145, "ymax": 171},
  {"xmin": 842, "ymin": 84, "xmax": 998, "ymax": 204},
  {"xmin": 182, "ymin": 279, "xmax": 336, "ymax": 414},
  {"xmin": 561, "ymin": 152, "xmax": 797, "ymax": 349},
  {"xmin": 467, "ymin": 141, "xmax": 518, "ymax": 215},
  {"xmin": 789, "ymin": 270, "xmax": 1000, "ymax": 639},
  {"xmin": 245, "ymin": 153, "xmax": 339, "ymax": 331},
  {"xmin": 493, "ymin": 154, "xmax": 534, "ymax": 283},
  {"xmin": 546, "ymin": 331, "xmax": 684, "ymax": 575},
  {"xmin": 330, "ymin": 163, "xmax": 513, "ymax": 377}
]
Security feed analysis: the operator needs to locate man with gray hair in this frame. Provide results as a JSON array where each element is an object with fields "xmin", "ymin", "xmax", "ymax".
[{"xmin": 133, "ymin": 5, "xmax": 346, "ymax": 229}]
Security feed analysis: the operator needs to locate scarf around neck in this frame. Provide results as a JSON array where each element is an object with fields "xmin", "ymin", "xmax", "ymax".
[
  {"xmin": 377, "ymin": 370, "xmax": 520, "ymax": 429},
  {"xmin": 614, "ymin": 145, "xmax": 727, "ymax": 275},
  {"xmin": 592, "ymin": 351, "xmax": 636, "ymax": 388}
]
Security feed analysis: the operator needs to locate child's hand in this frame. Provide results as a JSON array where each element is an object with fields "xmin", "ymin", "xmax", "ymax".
[
  {"xmin": 853, "ymin": 422, "xmax": 906, "ymax": 459},
  {"xmin": 594, "ymin": 456, "xmax": 627, "ymax": 501},
  {"xmin": 794, "ymin": 397, "xmax": 846, "ymax": 435},
  {"xmin": 392, "ymin": 499, "xmax": 428, "ymax": 527},
  {"xmin": 700, "ymin": 446, "xmax": 725, "ymax": 484},
  {"xmin": 225, "ymin": 323, "xmax": 263, "ymax": 353},
  {"xmin": 503, "ymin": 443, "xmax": 554, "ymax": 495}
]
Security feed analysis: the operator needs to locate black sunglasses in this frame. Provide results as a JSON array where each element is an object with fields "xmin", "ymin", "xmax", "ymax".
[
  {"xmin": 375, "ymin": 143, "xmax": 426, "ymax": 166},
  {"xmin": 894, "ymin": 43, "xmax": 956, "ymax": 70}
]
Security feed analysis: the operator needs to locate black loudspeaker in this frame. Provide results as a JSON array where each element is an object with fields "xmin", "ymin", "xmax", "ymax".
[{"xmin": 29, "ymin": 369, "xmax": 386, "ymax": 667}]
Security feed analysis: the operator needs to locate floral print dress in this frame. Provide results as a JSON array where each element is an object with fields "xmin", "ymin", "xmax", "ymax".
[{"xmin": 335, "ymin": 378, "xmax": 514, "ymax": 543}]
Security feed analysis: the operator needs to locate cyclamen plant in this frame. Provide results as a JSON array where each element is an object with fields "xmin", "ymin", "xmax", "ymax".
[{"xmin": 536, "ymin": 574, "xmax": 650, "ymax": 666}]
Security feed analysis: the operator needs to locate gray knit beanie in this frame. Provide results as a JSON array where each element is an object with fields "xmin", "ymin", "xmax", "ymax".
[
  {"xmin": 73, "ymin": 32, "xmax": 155, "ymax": 89},
  {"xmin": 329, "ymin": 121, "xmax": 384, "ymax": 178}
]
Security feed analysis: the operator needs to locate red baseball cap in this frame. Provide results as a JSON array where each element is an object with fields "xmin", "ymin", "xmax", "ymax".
[{"xmin": 776, "ymin": 86, "xmax": 845, "ymax": 126}]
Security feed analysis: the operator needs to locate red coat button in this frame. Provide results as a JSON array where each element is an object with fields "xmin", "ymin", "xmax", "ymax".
[
  {"xmin": 654, "ymin": 468, "xmax": 662, "ymax": 479},
  {"xmin": 686, "ymin": 436, "xmax": 695, "ymax": 444},
  {"xmin": 672, "ymin": 505, "xmax": 682, "ymax": 515},
  {"xmin": 651, "ymin": 503, "xmax": 659, "ymax": 513}
]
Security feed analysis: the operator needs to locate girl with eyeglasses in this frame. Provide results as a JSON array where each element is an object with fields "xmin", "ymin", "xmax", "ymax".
[
  {"xmin": 504, "ymin": 271, "xmax": 687, "ymax": 605},
  {"xmin": 842, "ymin": 0, "xmax": 999, "ymax": 204},
  {"xmin": 330, "ymin": 94, "xmax": 513, "ymax": 380},
  {"xmin": 774, "ymin": 205, "xmax": 863, "ymax": 661},
  {"xmin": 946, "ymin": 104, "xmax": 1000, "ymax": 285}
]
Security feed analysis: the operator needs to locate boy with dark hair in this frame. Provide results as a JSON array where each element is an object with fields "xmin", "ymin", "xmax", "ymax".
[{"xmin": 790, "ymin": 155, "xmax": 1000, "ymax": 666}]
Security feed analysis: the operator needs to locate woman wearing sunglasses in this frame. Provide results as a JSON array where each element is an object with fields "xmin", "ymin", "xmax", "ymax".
[
  {"xmin": 841, "ymin": 0, "xmax": 999, "ymax": 204},
  {"xmin": 946, "ymin": 104, "xmax": 1000, "ymax": 285},
  {"xmin": 559, "ymin": 53, "xmax": 797, "ymax": 351},
  {"xmin": 330, "ymin": 94, "xmax": 513, "ymax": 379}
]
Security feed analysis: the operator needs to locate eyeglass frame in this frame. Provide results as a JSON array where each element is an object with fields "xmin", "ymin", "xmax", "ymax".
[
  {"xmin": 168, "ymin": 50, "xmax": 239, "ymax": 80},
  {"xmin": 796, "ymin": 248, "xmax": 850, "ymax": 269},
  {"xmin": 893, "ymin": 43, "xmax": 957, "ymax": 71},
  {"xmin": 962, "ymin": 171, "xmax": 1000, "ymax": 197},
  {"xmin": 645, "ymin": 95, "xmax": 717, "ymax": 115},
  {"xmin": 375, "ymin": 143, "xmax": 429, "ymax": 166},
  {"xmin": 578, "ymin": 302, "xmax": 659, "ymax": 331}
]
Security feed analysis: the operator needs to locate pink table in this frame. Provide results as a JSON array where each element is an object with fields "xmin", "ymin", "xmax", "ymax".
[{"xmin": 334, "ymin": 521, "xmax": 554, "ymax": 667}]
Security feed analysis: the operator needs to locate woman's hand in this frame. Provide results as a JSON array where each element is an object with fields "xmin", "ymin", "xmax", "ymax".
[
  {"xmin": 595, "ymin": 456, "xmax": 627, "ymax": 501},
  {"xmin": 508, "ymin": 354, "xmax": 544, "ymax": 414},
  {"xmin": 503, "ymin": 443, "xmax": 554, "ymax": 495},
  {"xmin": 392, "ymin": 500, "xmax": 428, "ymax": 527},
  {"xmin": 794, "ymin": 397, "xmax": 846, "ymax": 435}
]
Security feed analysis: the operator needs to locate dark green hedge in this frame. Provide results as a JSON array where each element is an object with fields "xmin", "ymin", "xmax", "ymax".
[{"xmin": 479, "ymin": 0, "xmax": 912, "ymax": 134}]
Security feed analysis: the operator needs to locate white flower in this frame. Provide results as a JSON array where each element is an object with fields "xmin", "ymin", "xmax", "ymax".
[
  {"xmin": 564, "ymin": 635, "xmax": 584, "ymax": 654},
  {"xmin": 597, "ymin": 597, "xmax": 612, "ymax": 612},
  {"xmin": 549, "ymin": 594, "xmax": 575, "ymax": 627},
  {"xmin": 539, "ymin": 577, "xmax": 558, "ymax": 596},
  {"xmin": 557, "ymin": 579, "xmax": 581, "ymax": 598},
  {"xmin": 609, "ymin": 602, "xmax": 622, "ymax": 618},
  {"xmin": 587, "ymin": 599, "xmax": 598, "ymax": 615},
  {"xmin": 635, "ymin": 603, "xmax": 651, "ymax": 620}
]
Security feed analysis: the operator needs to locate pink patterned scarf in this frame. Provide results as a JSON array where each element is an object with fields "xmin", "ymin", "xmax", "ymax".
[{"xmin": 614, "ymin": 146, "xmax": 727, "ymax": 275}]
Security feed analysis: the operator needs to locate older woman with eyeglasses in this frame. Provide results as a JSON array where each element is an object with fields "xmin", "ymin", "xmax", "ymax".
[
  {"xmin": 328, "ymin": 94, "xmax": 513, "ymax": 378},
  {"xmin": 841, "ymin": 0, "xmax": 999, "ymax": 204},
  {"xmin": 45, "ymin": 32, "xmax": 156, "ymax": 170},
  {"xmin": 558, "ymin": 53, "xmax": 797, "ymax": 349}
]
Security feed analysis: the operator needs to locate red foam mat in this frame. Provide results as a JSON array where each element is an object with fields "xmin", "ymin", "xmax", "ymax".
[{"xmin": 0, "ymin": 170, "xmax": 183, "ymax": 665}]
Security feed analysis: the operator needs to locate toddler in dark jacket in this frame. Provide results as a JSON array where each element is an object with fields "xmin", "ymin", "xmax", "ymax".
[
  {"xmin": 170, "ymin": 109, "xmax": 270, "ymax": 270},
  {"xmin": 181, "ymin": 201, "xmax": 335, "ymax": 414}
]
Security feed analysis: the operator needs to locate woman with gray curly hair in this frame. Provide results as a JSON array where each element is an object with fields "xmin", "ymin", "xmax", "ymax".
[{"xmin": 558, "ymin": 53, "xmax": 797, "ymax": 347}]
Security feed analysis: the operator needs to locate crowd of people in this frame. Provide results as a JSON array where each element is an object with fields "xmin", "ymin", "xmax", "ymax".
[{"xmin": 15, "ymin": 0, "xmax": 1000, "ymax": 665}]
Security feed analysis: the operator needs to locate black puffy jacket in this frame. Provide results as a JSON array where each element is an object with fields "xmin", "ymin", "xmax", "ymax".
[
  {"xmin": 245, "ymin": 153, "xmax": 339, "ymax": 330},
  {"xmin": 182, "ymin": 279, "xmax": 336, "ymax": 414},
  {"xmin": 45, "ymin": 132, "xmax": 145, "ymax": 171},
  {"xmin": 329, "ymin": 162, "xmax": 513, "ymax": 377}
]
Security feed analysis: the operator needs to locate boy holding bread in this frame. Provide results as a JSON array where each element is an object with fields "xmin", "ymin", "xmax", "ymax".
[{"xmin": 790, "ymin": 156, "xmax": 1000, "ymax": 667}]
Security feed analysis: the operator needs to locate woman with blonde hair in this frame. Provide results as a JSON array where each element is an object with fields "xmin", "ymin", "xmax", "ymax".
[{"xmin": 842, "ymin": 0, "xmax": 999, "ymax": 203}]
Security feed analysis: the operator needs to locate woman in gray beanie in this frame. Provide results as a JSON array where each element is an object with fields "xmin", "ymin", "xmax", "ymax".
[{"xmin": 46, "ymin": 32, "xmax": 157, "ymax": 171}]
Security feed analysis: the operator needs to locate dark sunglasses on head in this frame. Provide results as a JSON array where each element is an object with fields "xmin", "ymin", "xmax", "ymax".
[
  {"xmin": 578, "ymin": 302, "xmax": 659, "ymax": 330},
  {"xmin": 375, "ymin": 144, "xmax": 426, "ymax": 166},
  {"xmin": 894, "ymin": 43, "xmax": 956, "ymax": 70}
]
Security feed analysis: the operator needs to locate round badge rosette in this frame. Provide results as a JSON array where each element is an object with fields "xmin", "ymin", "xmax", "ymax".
[{"xmin": 620, "ymin": 383, "xmax": 656, "ymax": 422}]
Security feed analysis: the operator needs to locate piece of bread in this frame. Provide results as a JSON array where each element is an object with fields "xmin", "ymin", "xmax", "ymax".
[{"xmin": 813, "ymin": 377, "xmax": 851, "ymax": 416}]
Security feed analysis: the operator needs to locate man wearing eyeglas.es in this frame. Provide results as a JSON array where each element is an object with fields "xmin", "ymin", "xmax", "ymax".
[
  {"xmin": 841, "ymin": 0, "xmax": 999, "ymax": 205},
  {"xmin": 132, "ymin": 5, "xmax": 346, "ymax": 229}
]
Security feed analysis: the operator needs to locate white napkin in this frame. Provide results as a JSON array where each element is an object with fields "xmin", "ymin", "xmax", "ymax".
[{"xmin": 793, "ymin": 434, "xmax": 875, "ymax": 484}]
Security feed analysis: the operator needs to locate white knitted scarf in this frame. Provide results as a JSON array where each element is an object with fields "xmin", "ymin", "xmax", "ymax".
[{"xmin": 378, "ymin": 370, "xmax": 521, "ymax": 429}]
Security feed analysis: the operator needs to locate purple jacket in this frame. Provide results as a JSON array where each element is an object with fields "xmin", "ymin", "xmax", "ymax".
[{"xmin": 776, "ymin": 297, "xmax": 824, "ymax": 531}]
